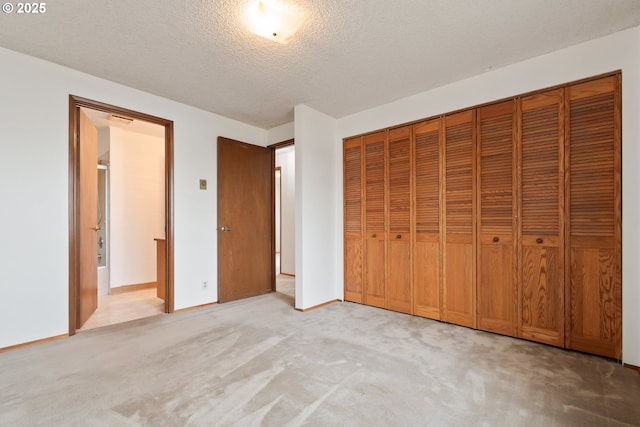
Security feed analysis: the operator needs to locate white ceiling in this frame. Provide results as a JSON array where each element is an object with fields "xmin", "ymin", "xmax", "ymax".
[{"xmin": 1, "ymin": 0, "xmax": 639, "ymax": 129}]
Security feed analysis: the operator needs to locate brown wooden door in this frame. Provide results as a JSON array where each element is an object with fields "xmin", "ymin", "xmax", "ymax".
[
  {"xmin": 413, "ymin": 118, "xmax": 441, "ymax": 319},
  {"xmin": 477, "ymin": 101, "xmax": 517, "ymax": 336},
  {"xmin": 77, "ymin": 109, "xmax": 99, "ymax": 328},
  {"xmin": 344, "ymin": 137, "xmax": 364, "ymax": 303},
  {"xmin": 364, "ymin": 131, "xmax": 386, "ymax": 308},
  {"xmin": 518, "ymin": 90, "xmax": 565, "ymax": 346},
  {"xmin": 566, "ymin": 76, "xmax": 621, "ymax": 359},
  {"xmin": 217, "ymin": 137, "xmax": 274, "ymax": 303},
  {"xmin": 442, "ymin": 111, "xmax": 476, "ymax": 328},
  {"xmin": 387, "ymin": 126, "xmax": 412, "ymax": 314}
]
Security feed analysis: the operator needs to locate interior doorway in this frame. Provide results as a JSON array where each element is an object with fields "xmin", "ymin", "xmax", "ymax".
[
  {"xmin": 270, "ymin": 140, "xmax": 295, "ymax": 300},
  {"xmin": 275, "ymin": 166, "xmax": 281, "ymax": 275},
  {"xmin": 68, "ymin": 96, "xmax": 174, "ymax": 336}
]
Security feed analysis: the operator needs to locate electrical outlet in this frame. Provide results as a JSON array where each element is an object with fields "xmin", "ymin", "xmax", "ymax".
[{"xmin": 202, "ymin": 281, "xmax": 208, "ymax": 289}]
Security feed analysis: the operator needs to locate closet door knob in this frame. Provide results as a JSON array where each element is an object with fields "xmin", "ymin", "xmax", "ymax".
[
  {"xmin": 492, "ymin": 237, "xmax": 500, "ymax": 243},
  {"xmin": 536, "ymin": 238, "xmax": 543, "ymax": 244},
  {"xmin": 396, "ymin": 234, "xmax": 402, "ymax": 239},
  {"xmin": 372, "ymin": 233, "xmax": 377, "ymax": 238}
]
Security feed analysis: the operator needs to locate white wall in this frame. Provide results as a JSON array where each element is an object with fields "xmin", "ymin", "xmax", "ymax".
[
  {"xmin": 268, "ymin": 121, "xmax": 294, "ymax": 145},
  {"xmin": 109, "ymin": 126, "xmax": 164, "ymax": 288},
  {"xmin": 334, "ymin": 27, "xmax": 640, "ymax": 365},
  {"xmin": 294, "ymin": 105, "xmax": 337, "ymax": 309},
  {"xmin": 276, "ymin": 148, "xmax": 295, "ymax": 275},
  {"xmin": 0, "ymin": 46, "xmax": 266, "ymax": 348}
]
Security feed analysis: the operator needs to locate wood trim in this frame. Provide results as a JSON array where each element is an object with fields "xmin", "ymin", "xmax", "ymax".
[
  {"xmin": 68, "ymin": 96, "xmax": 78, "ymax": 335},
  {"xmin": 270, "ymin": 141, "xmax": 292, "ymax": 290},
  {"xmin": 279, "ymin": 272, "xmax": 296, "ymax": 278},
  {"xmin": 109, "ymin": 282, "xmax": 156, "ymax": 295},
  {"xmin": 515, "ymin": 97, "xmax": 523, "ymax": 338},
  {"xmin": 267, "ymin": 138, "xmax": 294, "ymax": 149},
  {"xmin": 623, "ymin": 363, "xmax": 640, "ymax": 374},
  {"xmin": 0, "ymin": 334, "xmax": 67, "ymax": 353},
  {"xmin": 271, "ymin": 147, "xmax": 276, "ymax": 292},
  {"xmin": 563, "ymin": 87, "xmax": 572, "ymax": 350},
  {"xmin": 275, "ymin": 166, "xmax": 282, "ymax": 278},
  {"xmin": 613, "ymin": 73, "xmax": 623, "ymax": 360},
  {"xmin": 438, "ymin": 116, "xmax": 445, "ymax": 320},
  {"xmin": 471, "ymin": 109, "xmax": 478, "ymax": 330},
  {"xmin": 343, "ymin": 70, "xmax": 622, "ymax": 140},
  {"xmin": 174, "ymin": 302, "xmax": 218, "ymax": 313},
  {"xmin": 165, "ymin": 121, "xmax": 175, "ymax": 314},
  {"xmin": 295, "ymin": 299, "xmax": 340, "ymax": 312},
  {"xmin": 69, "ymin": 95, "xmax": 175, "ymax": 337}
]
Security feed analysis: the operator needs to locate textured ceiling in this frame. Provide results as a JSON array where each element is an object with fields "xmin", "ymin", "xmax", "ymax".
[{"xmin": 1, "ymin": 0, "xmax": 639, "ymax": 129}]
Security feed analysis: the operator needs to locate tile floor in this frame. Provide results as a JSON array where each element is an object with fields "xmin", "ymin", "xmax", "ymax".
[
  {"xmin": 80, "ymin": 254, "xmax": 295, "ymax": 331},
  {"xmin": 78, "ymin": 288, "xmax": 164, "ymax": 331}
]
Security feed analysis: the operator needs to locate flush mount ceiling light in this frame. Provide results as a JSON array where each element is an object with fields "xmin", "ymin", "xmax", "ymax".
[{"xmin": 247, "ymin": 0, "xmax": 303, "ymax": 44}]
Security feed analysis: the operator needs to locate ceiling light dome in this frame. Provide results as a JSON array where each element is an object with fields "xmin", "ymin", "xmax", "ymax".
[{"xmin": 247, "ymin": 0, "xmax": 303, "ymax": 44}]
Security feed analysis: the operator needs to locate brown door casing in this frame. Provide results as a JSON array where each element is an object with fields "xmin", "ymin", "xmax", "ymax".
[
  {"xmin": 69, "ymin": 95, "xmax": 175, "ymax": 336},
  {"xmin": 217, "ymin": 137, "xmax": 274, "ymax": 303}
]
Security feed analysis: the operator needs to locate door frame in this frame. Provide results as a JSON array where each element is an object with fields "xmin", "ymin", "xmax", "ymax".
[
  {"xmin": 274, "ymin": 165, "xmax": 282, "ymax": 274},
  {"xmin": 267, "ymin": 138, "xmax": 294, "ymax": 281},
  {"xmin": 68, "ymin": 95, "xmax": 175, "ymax": 335}
]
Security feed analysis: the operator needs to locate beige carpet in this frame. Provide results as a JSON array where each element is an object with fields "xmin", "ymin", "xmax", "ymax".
[{"xmin": 1, "ymin": 292, "xmax": 638, "ymax": 426}]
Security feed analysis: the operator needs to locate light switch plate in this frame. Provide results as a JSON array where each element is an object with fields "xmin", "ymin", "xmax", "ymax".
[{"xmin": 199, "ymin": 179, "xmax": 207, "ymax": 190}]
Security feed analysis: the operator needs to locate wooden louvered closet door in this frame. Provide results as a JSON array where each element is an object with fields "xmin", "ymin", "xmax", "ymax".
[
  {"xmin": 364, "ymin": 131, "xmax": 387, "ymax": 308},
  {"xmin": 343, "ymin": 137, "xmax": 364, "ymax": 303},
  {"xmin": 442, "ymin": 111, "xmax": 476, "ymax": 328},
  {"xmin": 518, "ymin": 90, "xmax": 565, "ymax": 346},
  {"xmin": 477, "ymin": 101, "xmax": 517, "ymax": 336},
  {"xmin": 387, "ymin": 126, "xmax": 412, "ymax": 313},
  {"xmin": 566, "ymin": 76, "xmax": 621, "ymax": 359},
  {"xmin": 413, "ymin": 119, "xmax": 441, "ymax": 319}
]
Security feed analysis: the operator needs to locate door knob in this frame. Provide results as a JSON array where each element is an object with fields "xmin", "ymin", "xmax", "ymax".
[
  {"xmin": 219, "ymin": 226, "xmax": 232, "ymax": 232},
  {"xmin": 92, "ymin": 225, "xmax": 101, "ymax": 231}
]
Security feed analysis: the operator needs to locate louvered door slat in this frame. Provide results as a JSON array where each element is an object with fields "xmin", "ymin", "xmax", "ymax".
[
  {"xmin": 567, "ymin": 76, "xmax": 621, "ymax": 359},
  {"xmin": 365, "ymin": 136, "xmax": 385, "ymax": 233},
  {"xmin": 387, "ymin": 126, "xmax": 411, "ymax": 314},
  {"xmin": 477, "ymin": 101, "xmax": 516, "ymax": 336},
  {"xmin": 413, "ymin": 119, "xmax": 440, "ymax": 319},
  {"xmin": 364, "ymin": 131, "xmax": 386, "ymax": 308},
  {"xmin": 343, "ymin": 137, "xmax": 364, "ymax": 303},
  {"xmin": 443, "ymin": 111, "xmax": 475, "ymax": 327},
  {"xmin": 519, "ymin": 90, "xmax": 564, "ymax": 347}
]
